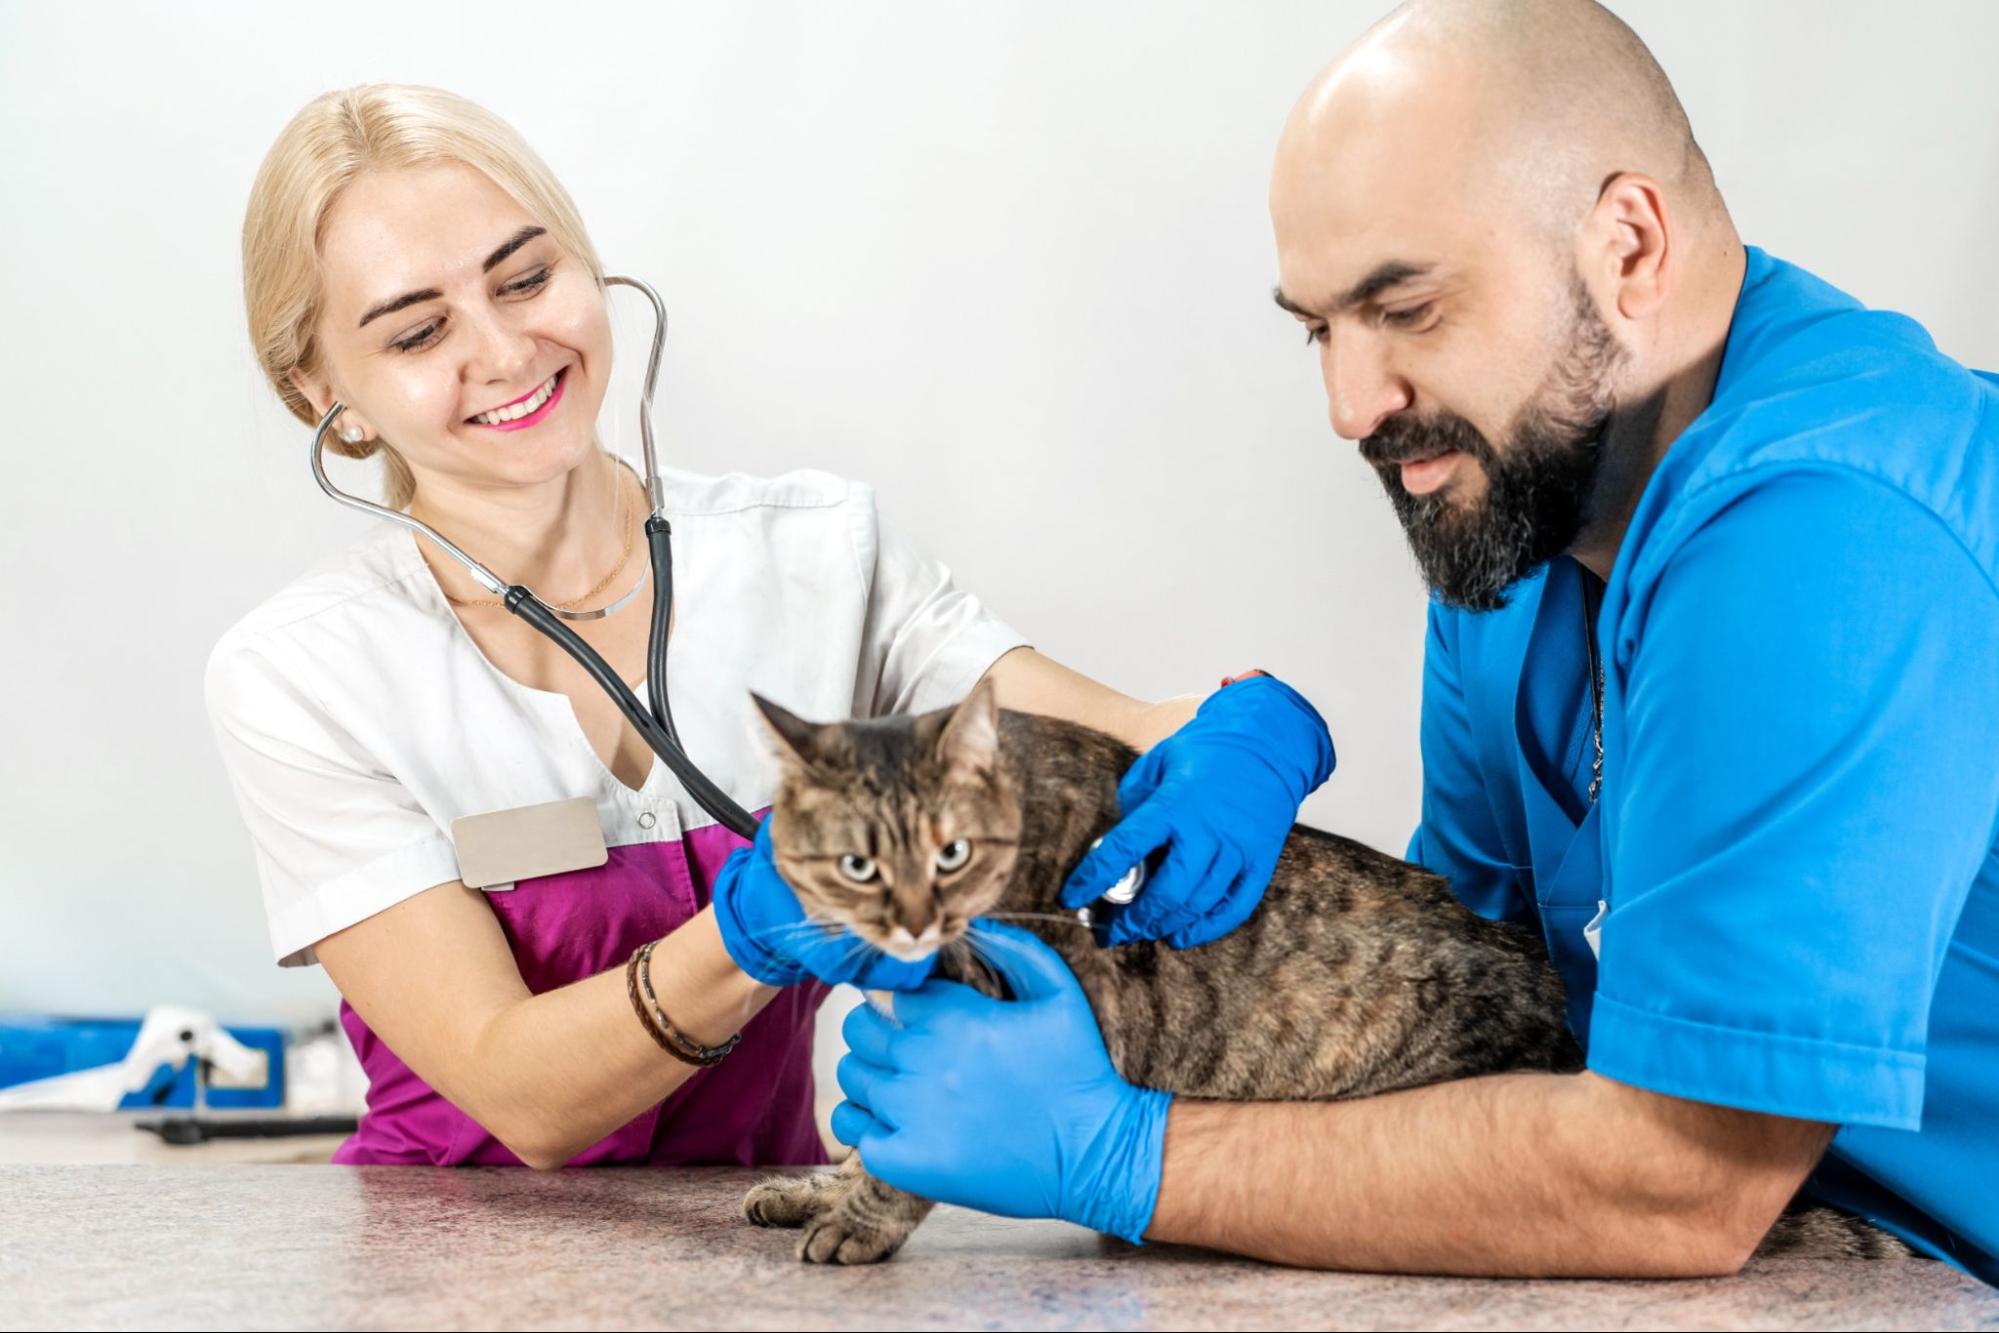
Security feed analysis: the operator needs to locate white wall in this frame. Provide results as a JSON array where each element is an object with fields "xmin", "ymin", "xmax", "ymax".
[{"xmin": 2, "ymin": 2, "xmax": 1996, "ymax": 1055}]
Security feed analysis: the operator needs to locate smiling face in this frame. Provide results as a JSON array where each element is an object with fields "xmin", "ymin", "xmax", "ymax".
[
  {"xmin": 300, "ymin": 161, "xmax": 613, "ymax": 496},
  {"xmin": 1269, "ymin": 43, "xmax": 1631, "ymax": 609}
]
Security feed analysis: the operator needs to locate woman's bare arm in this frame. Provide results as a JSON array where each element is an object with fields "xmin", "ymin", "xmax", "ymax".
[
  {"xmin": 316, "ymin": 886, "xmax": 774, "ymax": 1168},
  {"xmin": 980, "ymin": 647, "xmax": 1201, "ymax": 750}
]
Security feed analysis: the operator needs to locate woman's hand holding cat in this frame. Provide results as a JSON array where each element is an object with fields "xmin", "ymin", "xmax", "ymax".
[
  {"xmin": 711, "ymin": 819, "xmax": 938, "ymax": 990},
  {"xmin": 1060, "ymin": 673, "xmax": 1335, "ymax": 949},
  {"xmin": 830, "ymin": 921, "xmax": 1172, "ymax": 1244}
]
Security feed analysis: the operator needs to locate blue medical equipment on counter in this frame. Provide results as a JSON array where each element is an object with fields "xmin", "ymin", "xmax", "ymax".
[{"xmin": 0, "ymin": 1007, "xmax": 355, "ymax": 1144}]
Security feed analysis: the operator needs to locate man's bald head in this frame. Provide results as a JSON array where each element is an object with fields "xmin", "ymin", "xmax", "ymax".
[
  {"xmin": 1271, "ymin": 0, "xmax": 1742, "ymax": 609},
  {"xmin": 1277, "ymin": 0, "xmax": 1719, "ymax": 254}
]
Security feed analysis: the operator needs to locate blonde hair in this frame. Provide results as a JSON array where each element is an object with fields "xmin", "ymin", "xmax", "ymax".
[{"xmin": 242, "ymin": 84, "xmax": 606, "ymax": 509}]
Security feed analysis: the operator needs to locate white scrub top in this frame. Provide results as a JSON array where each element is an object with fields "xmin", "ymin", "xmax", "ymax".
[{"xmin": 204, "ymin": 467, "xmax": 1029, "ymax": 968}]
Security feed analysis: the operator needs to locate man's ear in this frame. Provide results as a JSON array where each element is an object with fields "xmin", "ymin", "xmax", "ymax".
[
  {"xmin": 934, "ymin": 676, "xmax": 1001, "ymax": 784},
  {"xmin": 752, "ymin": 692, "xmax": 826, "ymax": 770},
  {"xmin": 1588, "ymin": 171, "xmax": 1672, "ymax": 323}
]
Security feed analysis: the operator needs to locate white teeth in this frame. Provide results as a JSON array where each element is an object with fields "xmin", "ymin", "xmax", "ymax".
[{"xmin": 473, "ymin": 372, "xmax": 558, "ymax": 426}]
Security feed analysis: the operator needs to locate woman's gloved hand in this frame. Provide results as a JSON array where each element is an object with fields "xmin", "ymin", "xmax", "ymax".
[
  {"xmin": 711, "ymin": 819, "xmax": 938, "ymax": 990},
  {"xmin": 830, "ymin": 922, "xmax": 1171, "ymax": 1244},
  {"xmin": 1060, "ymin": 673, "xmax": 1334, "ymax": 949}
]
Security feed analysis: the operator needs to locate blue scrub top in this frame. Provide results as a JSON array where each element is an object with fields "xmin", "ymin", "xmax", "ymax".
[{"xmin": 1408, "ymin": 246, "xmax": 1999, "ymax": 1280}]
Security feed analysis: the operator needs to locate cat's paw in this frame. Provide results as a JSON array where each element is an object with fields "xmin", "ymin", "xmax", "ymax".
[
  {"xmin": 796, "ymin": 1212, "xmax": 913, "ymax": 1265},
  {"xmin": 743, "ymin": 1174, "xmax": 838, "ymax": 1229}
]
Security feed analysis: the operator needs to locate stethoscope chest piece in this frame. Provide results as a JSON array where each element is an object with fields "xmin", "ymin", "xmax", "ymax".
[{"xmin": 1074, "ymin": 836, "xmax": 1149, "ymax": 945}]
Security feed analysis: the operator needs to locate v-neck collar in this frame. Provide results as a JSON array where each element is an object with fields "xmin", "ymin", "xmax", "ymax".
[
  {"xmin": 397, "ymin": 526, "xmax": 665, "ymax": 798},
  {"xmin": 1512, "ymin": 557, "xmax": 1600, "ymax": 829}
]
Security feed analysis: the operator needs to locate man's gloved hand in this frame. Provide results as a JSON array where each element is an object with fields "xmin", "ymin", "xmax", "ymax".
[
  {"xmin": 829, "ymin": 921, "xmax": 1171, "ymax": 1243},
  {"xmin": 1060, "ymin": 673, "xmax": 1334, "ymax": 949},
  {"xmin": 711, "ymin": 819, "xmax": 938, "ymax": 990}
]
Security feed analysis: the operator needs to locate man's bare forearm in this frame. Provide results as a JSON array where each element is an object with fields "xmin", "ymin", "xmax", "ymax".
[{"xmin": 1145, "ymin": 1070, "xmax": 1833, "ymax": 1277}]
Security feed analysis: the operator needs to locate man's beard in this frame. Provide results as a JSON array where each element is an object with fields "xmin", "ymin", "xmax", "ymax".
[{"xmin": 1361, "ymin": 277, "xmax": 1626, "ymax": 612}]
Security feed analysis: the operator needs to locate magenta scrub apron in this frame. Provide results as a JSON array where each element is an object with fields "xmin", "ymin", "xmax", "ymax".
[{"xmin": 330, "ymin": 812, "xmax": 831, "ymax": 1167}]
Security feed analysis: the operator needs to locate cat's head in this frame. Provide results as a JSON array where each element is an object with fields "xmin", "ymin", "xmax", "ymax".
[{"xmin": 752, "ymin": 677, "xmax": 1022, "ymax": 962}]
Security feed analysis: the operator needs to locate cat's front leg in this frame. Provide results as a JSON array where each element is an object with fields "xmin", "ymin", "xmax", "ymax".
[
  {"xmin": 744, "ymin": 1155, "xmax": 936, "ymax": 1264},
  {"xmin": 743, "ymin": 1166, "xmax": 848, "ymax": 1229},
  {"xmin": 795, "ymin": 1156, "xmax": 936, "ymax": 1265}
]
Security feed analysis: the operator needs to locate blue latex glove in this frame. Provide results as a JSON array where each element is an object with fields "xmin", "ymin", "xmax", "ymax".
[
  {"xmin": 829, "ymin": 921, "xmax": 1171, "ymax": 1244},
  {"xmin": 1061, "ymin": 673, "xmax": 1334, "ymax": 949},
  {"xmin": 711, "ymin": 819, "xmax": 937, "ymax": 990}
]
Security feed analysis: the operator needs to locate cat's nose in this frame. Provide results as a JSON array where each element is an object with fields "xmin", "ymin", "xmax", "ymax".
[
  {"xmin": 888, "ymin": 920, "xmax": 943, "ymax": 949},
  {"xmin": 893, "ymin": 900, "xmax": 937, "ymax": 935}
]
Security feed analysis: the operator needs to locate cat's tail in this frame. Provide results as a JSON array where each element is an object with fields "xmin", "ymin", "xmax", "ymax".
[{"xmin": 1754, "ymin": 1205, "xmax": 1915, "ymax": 1260}]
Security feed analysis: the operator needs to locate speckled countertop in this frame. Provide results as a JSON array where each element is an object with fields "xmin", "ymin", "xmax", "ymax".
[{"xmin": 3, "ymin": 1165, "xmax": 1993, "ymax": 1331}]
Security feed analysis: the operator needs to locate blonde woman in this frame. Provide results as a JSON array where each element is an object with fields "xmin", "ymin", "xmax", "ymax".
[{"xmin": 210, "ymin": 84, "xmax": 1332, "ymax": 1170}]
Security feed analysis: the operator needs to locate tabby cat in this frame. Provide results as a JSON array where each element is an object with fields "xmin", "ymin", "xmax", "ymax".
[{"xmin": 740, "ymin": 679, "xmax": 1907, "ymax": 1266}]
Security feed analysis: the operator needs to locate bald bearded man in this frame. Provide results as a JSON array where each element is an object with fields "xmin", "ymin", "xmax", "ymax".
[{"xmin": 830, "ymin": 0, "xmax": 1999, "ymax": 1280}]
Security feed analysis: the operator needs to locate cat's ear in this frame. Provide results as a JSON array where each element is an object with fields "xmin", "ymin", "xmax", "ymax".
[
  {"xmin": 935, "ymin": 677, "xmax": 1001, "ymax": 783},
  {"xmin": 751, "ymin": 692, "xmax": 825, "ymax": 770}
]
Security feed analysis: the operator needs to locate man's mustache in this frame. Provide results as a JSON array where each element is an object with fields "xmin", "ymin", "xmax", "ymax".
[{"xmin": 1358, "ymin": 413, "xmax": 1491, "ymax": 470}]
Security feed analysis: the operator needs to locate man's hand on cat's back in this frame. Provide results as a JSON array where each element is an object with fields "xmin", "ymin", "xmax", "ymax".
[
  {"xmin": 830, "ymin": 921, "xmax": 1171, "ymax": 1243},
  {"xmin": 711, "ymin": 820, "xmax": 938, "ymax": 990},
  {"xmin": 1060, "ymin": 673, "xmax": 1335, "ymax": 949}
]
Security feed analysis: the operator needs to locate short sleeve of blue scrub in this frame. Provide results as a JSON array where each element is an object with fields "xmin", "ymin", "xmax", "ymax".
[{"xmin": 1589, "ymin": 468, "xmax": 1999, "ymax": 1130}]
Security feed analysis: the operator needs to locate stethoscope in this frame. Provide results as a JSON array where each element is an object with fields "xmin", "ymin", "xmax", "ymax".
[{"xmin": 308, "ymin": 274, "xmax": 759, "ymax": 840}]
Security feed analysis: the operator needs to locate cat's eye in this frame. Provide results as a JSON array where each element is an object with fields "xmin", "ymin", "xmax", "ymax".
[
  {"xmin": 837, "ymin": 854, "xmax": 878, "ymax": 884},
  {"xmin": 934, "ymin": 839, "xmax": 971, "ymax": 873}
]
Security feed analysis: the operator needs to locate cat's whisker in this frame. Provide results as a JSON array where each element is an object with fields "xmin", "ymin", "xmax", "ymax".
[
  {"xmin": 961, "ymin": 923, "xmax": 1037, "ymax": 974},
  {"xmin": 940, "ymin": 936, "xmax": 1000, "ymax": 994},
  {"xmin": 747, "ymin": 924, "xmax": 850, "ymax": 947},
  {"xmin": 751, "ymin": 922, "xmax": 844, "ymax": 942},
  {"xmin": 749, "ymin": 916, "xmax": 857, "ymax": 942},
  {"xmin": 965, "ymin": 921, "xmax": 1036, "ymax": 951},
  {"xmin": 829, "ymin": 936, "xmax": 880, "ymax": 977},
  {"xmin": 744, "ymin": 919, "xmax": 823, "ymax": 938},
  {"xmin": 981, "ymin": 911, "xmax": 1092, "ymax": 931},
  {"xmin": 962, "ymin": 924, "xmax": 1062, "ymax": 985}
]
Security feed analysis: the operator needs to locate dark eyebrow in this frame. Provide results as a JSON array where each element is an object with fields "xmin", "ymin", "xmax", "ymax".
[
  {"xmin": 356, "ymin": 226, "xmax": 551, "ymax": 329},
  {"xmin": 1272, "ymin": 260, "xmax": 1435, "ymax": 320},
  {"xmin": 357, "ymin": 287, "xmax": 443, "ymax": 329},
  {"xmin": 1272, "ymin": 286, "xmax": 1314, "ymax": 318},
  {"xmin": 481, "ymin": 224, "xmax": 547, "ymax": 273}
]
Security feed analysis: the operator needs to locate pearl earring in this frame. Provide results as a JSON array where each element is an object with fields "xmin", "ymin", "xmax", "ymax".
[{"xmin": 340, "ymin": 426, "xmax": 364, "ymax": 444}]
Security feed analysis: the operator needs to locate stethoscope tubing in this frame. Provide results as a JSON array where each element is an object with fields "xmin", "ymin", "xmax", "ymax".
[{"xmin": 506, "ymin": 563, "xmax": 757, "ymax": 838}]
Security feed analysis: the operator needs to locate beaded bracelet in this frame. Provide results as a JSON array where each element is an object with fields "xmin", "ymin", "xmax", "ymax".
[{"xmin": 624, "ymin": 941, "xmax": 742, "ymax": 1066}]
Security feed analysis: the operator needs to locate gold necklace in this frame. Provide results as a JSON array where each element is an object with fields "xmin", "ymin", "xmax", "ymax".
[{"xmin": 440, "ymin": 461, "xmax": 640, "ymax": 611}]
